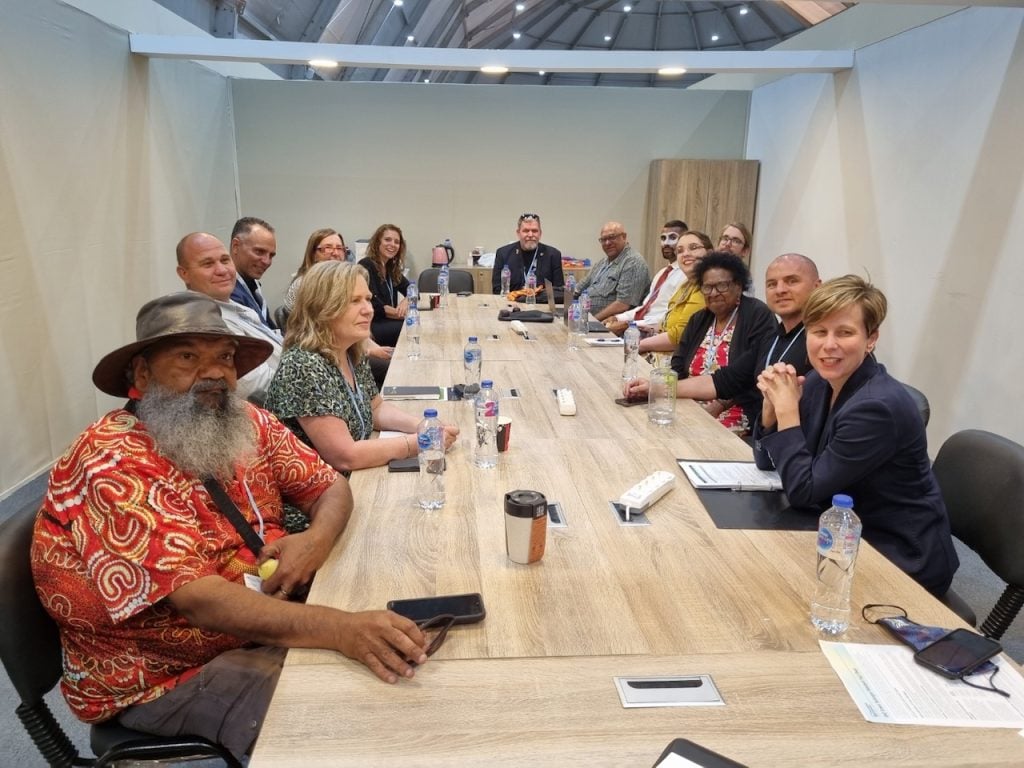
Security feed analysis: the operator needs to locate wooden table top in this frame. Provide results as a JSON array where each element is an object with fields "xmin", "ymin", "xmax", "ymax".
[{"xmin": 252, "ymin": 297, "xmax": 998, "ymax": 767}]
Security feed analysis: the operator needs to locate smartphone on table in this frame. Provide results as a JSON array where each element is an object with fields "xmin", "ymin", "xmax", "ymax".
[
  {"xmin": 386, "ymin": 592, "xmax": 486, "ymax": 625},
  {"xmin": 913, "ymin": 628, "xmax": 1001, "ymax": 678}
]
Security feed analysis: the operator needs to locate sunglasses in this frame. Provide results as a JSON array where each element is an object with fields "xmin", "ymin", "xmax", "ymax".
[
  {"xmin": 410, "ymin": 613, "xmax": 456, "ymax": 666},
  {"xmin": 518, "ymin": 213, "xmax": 540, "ymax": 223}
]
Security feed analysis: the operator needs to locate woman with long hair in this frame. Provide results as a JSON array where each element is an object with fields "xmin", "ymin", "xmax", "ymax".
[{"xmin": 358, "ymin": 224, "xmax": 412, "ymax": 347}]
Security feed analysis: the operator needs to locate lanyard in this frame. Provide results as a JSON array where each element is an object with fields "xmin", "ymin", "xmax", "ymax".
[
  {"xmin": 385, "ymin": 276, "xmax": 395, "ymax": 305},
  {"xmin": 340, "ymin": 355, "xmax": 368, "ymax": 438},
  {"xmin": 764, "ymin": 326, "xmax": 805, "ymax": 368},
  {"xmin": 701, "ymin": 306, "xmax": 739, "ymax": 374}
]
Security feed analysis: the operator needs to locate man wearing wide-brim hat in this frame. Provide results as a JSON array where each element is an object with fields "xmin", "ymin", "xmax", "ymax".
[{"xmin": 31, "ymin": 292, "xmax": 430, "ymax": 761}]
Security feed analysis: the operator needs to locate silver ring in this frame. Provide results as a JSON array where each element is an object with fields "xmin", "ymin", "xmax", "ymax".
[{"xmin": 278, "ymin": 588, "xmax": 290, "ymax": 597}]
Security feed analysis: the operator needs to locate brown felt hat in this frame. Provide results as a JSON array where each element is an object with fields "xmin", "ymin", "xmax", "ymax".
[{"xmin": 91, "ymin": 292, "xmax": 274, "ymax": 397}]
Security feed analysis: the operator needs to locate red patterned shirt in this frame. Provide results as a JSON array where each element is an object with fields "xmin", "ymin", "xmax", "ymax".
[{"xmin": 31, "ymin": 403, "xmax": 337, "ymax": 723}]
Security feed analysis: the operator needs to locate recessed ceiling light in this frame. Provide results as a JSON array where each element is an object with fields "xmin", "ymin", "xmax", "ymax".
[
  {"xmin": 624, "ymin": 4, "xmax": 632, "ymax": 11},
  {"xmin": 393, "ymin": 0, "xmax": 403, "ymax": 5},
  {"xmin": 308, "ymin": 59, "xmax": 339, "ymax": 68},
  {"xmin": 604, "ymin": 35, "xmax": 612, "ymax": 42},
  {"xmin": 512, "ymin": 31, "xmax": 522, "ymax": 40},
  {"xmin": 423, "ymin": 78, "xmax": 429, "ymax": 83},
  {"xmin": 538, "ymin": 70, "xmax": 545, "ymax": 75},
  {"xmin": 711, "ymin": 34, "xmax": 719, "ymax": 42},
  {"xmin": 739, "ymin": 6, "xmax": 749, "ymax": 15},
  {"xmin": 657, "ymin": 67, "xmax": 686, "ymax": 76},
  {"xmin": 406, "ymin": 35, "xmax": 414, "ymax": 42},
  {"xmin": 515, "ymin": 3, "xmax": 525, "ymax": 10},
  {"xmin": 481, "ymin": 65, "xmax": 509, "ymax": 74}
]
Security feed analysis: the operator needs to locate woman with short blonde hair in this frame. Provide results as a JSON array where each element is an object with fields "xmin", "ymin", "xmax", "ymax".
[
  {"xmin": 754, "ymin": 275, "xmax": 958, "ymax": 595},
  {"xmin": 267, "ymin": 261, "xmax": 458, "ymax": 474}
]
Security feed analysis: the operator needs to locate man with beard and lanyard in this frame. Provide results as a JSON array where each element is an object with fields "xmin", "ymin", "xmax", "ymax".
[
  {"xmin": 31, "ymin": 293, "xmax": 430, "ymax": 762},
  {"xmin": 490, "ymin": 213, "xmax": 564, "ymax": 295},
  {"xmin": 624, "ymin": 253, "xmax": 820, "ymax": 425}
]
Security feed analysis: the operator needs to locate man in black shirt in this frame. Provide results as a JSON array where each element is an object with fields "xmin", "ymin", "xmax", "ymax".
[
  {"xmin": 625, "ymin": 253, "xmax": 820, "ymax": 424},
  {"xmin": 491, "ymin": 213, "xmax": 564, "ymax": 294}
]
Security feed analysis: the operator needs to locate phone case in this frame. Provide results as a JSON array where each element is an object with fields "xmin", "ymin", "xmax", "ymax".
[
  {"xmin": 387, "ymin": 593, "xmax": 486, "ymax": 625},
  {"xmin": 614, "ymin": 397, "xmax": 647, "ymax": 407}
]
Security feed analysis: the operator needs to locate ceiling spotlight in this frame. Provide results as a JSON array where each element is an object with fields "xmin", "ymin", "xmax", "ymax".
[
  {"xmin": 538, "ymin": 70, "xmax": 545, "ymax": 75},
  {"xmin": 393, "ymin": 0, "xmax": 403, "ymax": 5},
  {"xmin": 423, "ymin": 78, "xmax": 429, "ymax": 83},
  {"xmin": 624, "ymin": 4, "xmax": 632, "ymax": 11},
  {"xmin": 406, "ymin": 35, "xmax": 414, "ymax": 42},
  {"xmin": 515, "ymin": 3, "xmax": 525, "ymax": 10},
  {"xmin": 308, "ymin": 59, "xmax": 339, "ymax": 68},
  {"xmin": 657, "ymin": 67, "xmax": 686, "ymax": 76},
  {"xmin": 604, "ymin": 34, "xmax": 612, "ymax": 42},
  {"xmin": 711, "ymin": 34, "xmax": 719, "ymax": 42},
  {"xmin": 512, "ymin": 31, "xmax": 522, "ymax": 40},
  {"xmin": 481, "ymin": 65, "xmax": 509, "ymax": 74},
  {"xmin": 739, "ymin": 6, "xmax": 749, "ymax": 15}
]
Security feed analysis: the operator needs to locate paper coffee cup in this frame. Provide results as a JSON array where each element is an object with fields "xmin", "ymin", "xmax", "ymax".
[{"xmin": 497, "ymin": 418, "xmax": 512, "ymax": 452}]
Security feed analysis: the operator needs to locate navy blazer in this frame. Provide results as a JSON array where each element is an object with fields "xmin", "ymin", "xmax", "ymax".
[
  {"xmin": 491, "ymin": 243, "xmax": 564, "ymax": 294},
  {"xmin": 753, "ymin": 356, "xmax": 958, "ymax": 595}
]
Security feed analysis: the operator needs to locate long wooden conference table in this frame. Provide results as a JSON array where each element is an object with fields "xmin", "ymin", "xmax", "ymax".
[{"xmin": 251, "ymin": 295, "xmax": 1022, "ymax": 766}]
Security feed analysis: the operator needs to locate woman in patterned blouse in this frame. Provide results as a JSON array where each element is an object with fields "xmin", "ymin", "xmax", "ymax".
[{"xmin": 265, "ymin": 261, "xmax": 458, "ymax": 474}]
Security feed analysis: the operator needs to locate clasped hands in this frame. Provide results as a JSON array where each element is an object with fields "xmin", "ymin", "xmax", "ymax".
[{"xmin": 756, "ymin": 362, "xmax": 805, "ymax": 429}]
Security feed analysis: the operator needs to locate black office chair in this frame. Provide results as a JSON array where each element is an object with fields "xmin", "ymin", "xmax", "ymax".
[
  {"xmin": 417, "ymin": 268, "xmax": 474, "ymax": 294},
  {"xmin": 0, "ymin": 505, "xmax": 241, "ymax": 768},
  {"xmin": 902, "ymin": 382, "xmax": 930, "ymax": 427},
  {"xmin": 933, "ymin": 429, "xmax": 1024, "ymax": 640}
]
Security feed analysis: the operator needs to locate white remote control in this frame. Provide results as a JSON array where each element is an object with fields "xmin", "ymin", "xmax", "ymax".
[
  {"xmin": 619, "ymin": 471, "xmax": 676, "ymax": 513},
  {"xmin": 556, "ymin": 388, "xmax": 576, "ymax": 416},
  {"xmin": 510, "ymin": 320, "xmax": 528, "ymax": 337}
]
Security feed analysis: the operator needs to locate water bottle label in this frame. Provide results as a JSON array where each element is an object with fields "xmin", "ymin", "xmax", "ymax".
[
  {"xmin": 817, "ymin": 527, "xmax": 834, "ymax": 555},
  {"xmin": 417, "ymin": 432, "xmax": 432, "ymax": 450},
  {"xmin": 463, "ymin": 349, "xmax": 480, "ymax": 365},
  {"xmin": 478, "ymin": 399, "xmax": 498, "ymax": 417},
  {"xmin": 406, "ymin": 316, "xmax": 416, "ymax": 327}
]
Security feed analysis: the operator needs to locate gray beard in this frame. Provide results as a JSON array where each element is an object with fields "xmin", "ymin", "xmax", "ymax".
[{"xmin": 136, "ymin": 380, "xmax": 256, "ymax": 481}]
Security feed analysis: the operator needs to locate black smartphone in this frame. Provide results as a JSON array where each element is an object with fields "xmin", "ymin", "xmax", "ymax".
[
  {"xmin": 387, "ymin": 457, "xmax": 419, "ymax": 472},
  {"xmin": 913, "ymin": 628, "xmax": 1002, "ymax": 678},
  {"xmin": 614, "ymin": 397, "xmax": 647, "ymax": 408},
  {"xmin": 387, "ymin": 593, "xmax": 486, "ymax": 625}
]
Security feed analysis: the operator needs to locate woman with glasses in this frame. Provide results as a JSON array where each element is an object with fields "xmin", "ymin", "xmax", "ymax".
[
  {"xmin": 265, "ymin": 261, "xmax": 458, "ymax": 475},
  {"xmin": 753, "ymin": 276, "xmax": 958, "ymax": 595},
  {"xmin": 283, "ymin": 228, "xmax": 349, "ymax": 312},
  {"xmin": 637, "ymin": 231, "xmax": 713, "ymax": 355},
  {"xmin": 359, "ymin": 224, "xmax": 412, "ymax": 347},
  {"xmin": 669, "ymin": 252, "xmax": 775, "ymax": 434},
  {"xmin": 716, "ymin": 222, "xmax": 752, "ymax": 261}
]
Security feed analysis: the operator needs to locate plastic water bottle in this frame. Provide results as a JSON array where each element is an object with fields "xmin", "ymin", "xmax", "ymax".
[
  {"xmin": 565, "ymin": 273, "xmax": 576, "ymax": 303},
  {"xmin": 416, "ymin": 409, "xmax": 445, "ymax": 510},
  {"xmin": 567, "ymin": 301, "xmax": 583, "ymax": 351},
  {"xmin": 580, "ymin": 290, "xmax": 592, "ymax": 321},
  {"xmin": 622, "ymin": 321, "xmax": 641, "ymax": 383},
  {"xmin": 406, "ymin": 282, "xmax": 419, "ymax": 305},
  {"xmin": 473, "ymin": 380, "xmax": 498, "ymax": 469},
  {"xmin": 525, "ymin": 273, "xmax": 537, "ymax": 306},
  {"xmin": 463, "ymin": 336, "xmax": 482, "ymax": 395},
  {"xmin": 405, "ymin": 305, "xmax": 420, "ymax": 359},
  {"xmin": 811, "ymin": 494, "xmax": 862, "ymax": 635},
  {"xmin": 500, "ymin": 264, "xmax": 511, "ymax": 297},
  {"xmin": 438, "ymin": 264, "xmax": 450, "ymax": 308}
]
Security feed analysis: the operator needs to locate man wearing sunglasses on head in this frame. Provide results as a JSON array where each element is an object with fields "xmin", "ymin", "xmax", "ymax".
[
  {"xmin": 491, "ymin": 213, "xmax": 564, "ymax": 296},
  {"xmin": 604, "ymin": 219, "xmax": 688, "ymax": 336}
]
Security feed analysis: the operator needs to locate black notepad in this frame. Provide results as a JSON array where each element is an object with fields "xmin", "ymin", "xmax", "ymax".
[{"xmin": 695, "ymin": 488, "xmax": 815, "ymax": 531}]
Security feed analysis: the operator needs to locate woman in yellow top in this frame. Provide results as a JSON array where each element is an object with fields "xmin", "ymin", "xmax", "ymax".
[{"xmin": 638, "ymin": 231, "xmax": 712, "ymax": 355}]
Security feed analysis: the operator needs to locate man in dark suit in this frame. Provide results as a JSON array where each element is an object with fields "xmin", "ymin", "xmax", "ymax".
[
  {"xmin": 230, "ymin": 216, "xmax": 278, "ymax": 329},
  {"xmin": 491, "ymin": 213, "xmax": 564, "ymax": 294}
]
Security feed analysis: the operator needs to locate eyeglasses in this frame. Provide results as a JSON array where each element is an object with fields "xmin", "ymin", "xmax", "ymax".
[
  {"xmin": 700, "ymin": 280, "xmax": 736, "ymax": 295},
  {"xmin": 412, "ymin": 614, "xmax": 456, "ymax": 666},
  {"xmin": 598, "ymin": 233, "xmax": 625, "ymax": 244},
  {"xmin": 316, "ymin": 244, "xmax": 349, "ymax": 255},
  {"xmin": 518, "ymin": 213, "xmax": 540, "ymax": 223},
  {"xmin": 659, "ymin": 233, "xmax": 680, "ymax": 245},
  {"xmin": 677, "ymin": 244, "xmax": 706, "ymax": 255},
  {"xmin": 719, "ymin": 235, "xmax": 746, "ymax": 247}
]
